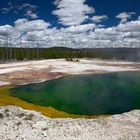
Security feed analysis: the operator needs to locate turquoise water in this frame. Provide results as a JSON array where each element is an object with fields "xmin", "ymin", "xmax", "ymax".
[{"xmin": 11, "ymin": 71, "xmax": 140, "ymax": 115}]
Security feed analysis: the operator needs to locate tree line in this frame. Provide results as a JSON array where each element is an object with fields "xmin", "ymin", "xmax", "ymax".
[
  {"xmin": 0, "ymin": 47, "xmax": 114, "ymax": 62},
  {"xmin": 0, "ymin": 46, "xmax": 139, "ymax": 63}
]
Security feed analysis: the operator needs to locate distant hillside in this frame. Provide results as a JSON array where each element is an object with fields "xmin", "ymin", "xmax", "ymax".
[{"xmin": 81, "ymin": 48, "xmax": 140, "ymax": 61}]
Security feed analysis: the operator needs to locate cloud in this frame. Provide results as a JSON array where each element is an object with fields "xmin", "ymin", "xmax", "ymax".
[
  {"xmin": 17, "ymin": 3, "xmax": 38, "ymax": 19},
  {"xmin": 116, "ymin": 12, "xmax": 135, "ymax": 23},
  {"xmin": 0, "ymin": 19, "xmax": 50, "ymax": 47},
  {"xmin": 0, "ymin": 25, "xmax": 21, "ymax": 47},
  {"xmin": 1, "ymin": 2, "xmax": 39, "ymax": 19},
  {"xmin": 16, "ymin": 3, "xmax": 38, "ymax": 11},
  {"xmin": 53, "ymin": 0, "xmax": 61, "ymax": 6},
  {"xmin": 0, "ymin": 25, "xmax": 20, "ymax": 37},
  {"xmin": 64, "ymin": 24, "xmax": 96, "ymax": 33},
  {"xmin": 14, "ymin": 19, "xmax": 50, "ymax": 32},
  {"xmin": 91, "ymin": 15, "xmax": 108, "ymax": 23},
  {"xmin": 26, "ymin": 19, "xmax": 140, "ymax": 48},
  {"xmin": 1, "ymin": 2, "xmax": 14, "ymax": 14},
  {"xmin": 52, "ymin": 0, "xmax": 95, "ymax": 26},
  {"xmin": 0, "ymin": 17, "xmax": 140, "ymax": 48},
  {"xmin": 0, "ymin": 25, "xmax": 14, "ymax": 36},
  {"xmin": 117, "ymin": 20, "xmax": 140, "ymax": 32},
  {"xmin": 24, "ymin": 10, "xmax": 38, "ymax": 19}
]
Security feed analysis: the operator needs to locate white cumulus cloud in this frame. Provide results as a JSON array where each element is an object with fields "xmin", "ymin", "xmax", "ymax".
[
  {"xmin": 0, "ymin": 16, "xmax": 140, "ymax": 48},
  {"xmin": 52, "ymin": 0, "xmax": 95, "ymax": 26},
  {"xmin": 116, "ymin": 12, "xmax": 135, "ymax": 23},
  {"xmin": 14, "ymin": 19, "xmax": 50, "ymax": 32},
  {"xmin": 91, "ymin": 15, "xmax": 108, "ymax": 23},
  {"xmin": 64, "ymin": 23, "xmax": 96, "ymax": 33}
]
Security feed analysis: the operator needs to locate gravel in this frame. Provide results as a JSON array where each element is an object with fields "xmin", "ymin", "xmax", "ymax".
[{"xmin": 0, "ymin": 106, "xmax": 139, "ymax": 140}]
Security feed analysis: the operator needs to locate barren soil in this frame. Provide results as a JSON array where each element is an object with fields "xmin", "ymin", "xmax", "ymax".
[{"xmin": 0, "ymin": 59, "xmax": 139, "ymax": 86}]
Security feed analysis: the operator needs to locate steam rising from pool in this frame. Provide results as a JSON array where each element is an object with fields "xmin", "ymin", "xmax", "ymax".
[{"xmin": 11, "ymin": 71, "xmax": 140, "ymax": 116}]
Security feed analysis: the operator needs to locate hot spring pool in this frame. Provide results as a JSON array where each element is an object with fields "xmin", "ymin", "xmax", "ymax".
[{"xmin": 11, "ymin": 71, "xmax": 140, "ymax": 116}]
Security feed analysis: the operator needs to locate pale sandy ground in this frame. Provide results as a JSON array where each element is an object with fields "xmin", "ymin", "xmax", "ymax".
[
  {"xmin": 0, "ymin": 106, "xmax": 140, "ymax": 140},
  {"xmin": 0, "ymin": 59, "xmax": 139, "ymax": 86}
]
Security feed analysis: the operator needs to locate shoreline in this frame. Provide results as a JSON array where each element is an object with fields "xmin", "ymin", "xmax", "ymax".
[
  {"xmin": 0, "ymin": 58, "xmax": 139, "ymax": 118},
  {"xmin": 0, "ymin": 58, "xmax": 139, "ymax": 87},
  {"xmin": 0, "ymin": 86, "xmax": 110, "ymax": 118}
]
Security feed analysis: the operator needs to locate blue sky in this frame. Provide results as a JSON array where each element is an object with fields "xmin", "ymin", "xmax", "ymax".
[
  {"xmin": 0, "ymin": 0, "xmax": 140, "ymax": 27},
  {"xmin": 0, "ymin": 0, "xmax": 140, "ymax": 48}
]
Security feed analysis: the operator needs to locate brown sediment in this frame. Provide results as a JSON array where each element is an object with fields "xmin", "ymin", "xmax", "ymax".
[
  {"xmin": 0, "ymin": 69, "xmax": 66, "ymax": 86},
  {"xmin": 0, "ymin": 86, "xmax": 109, "ymax": 118}
]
